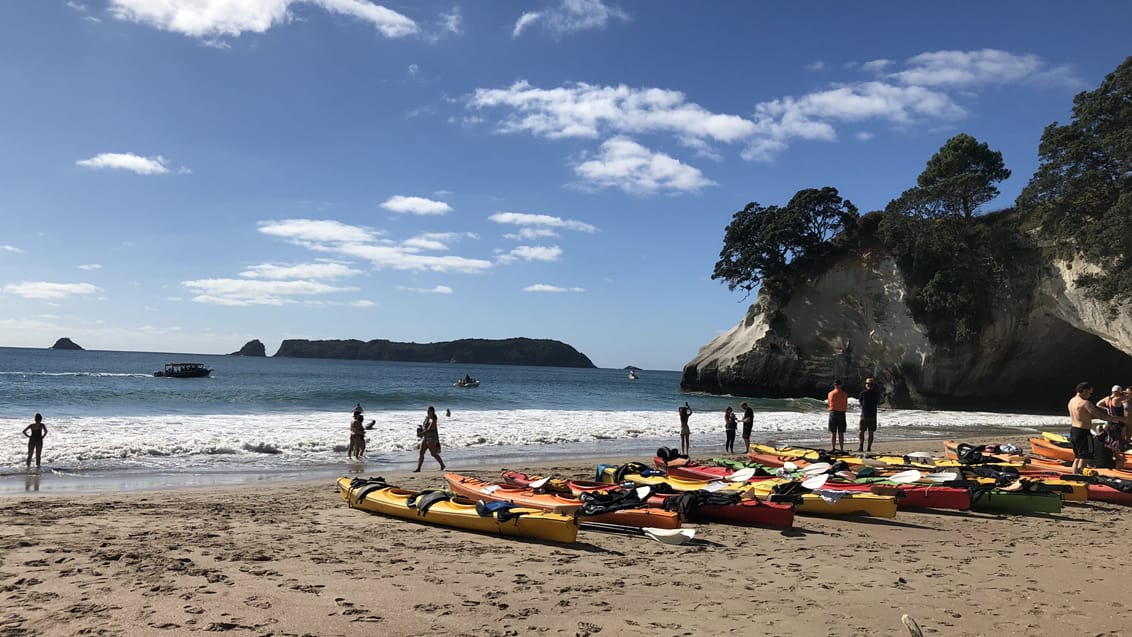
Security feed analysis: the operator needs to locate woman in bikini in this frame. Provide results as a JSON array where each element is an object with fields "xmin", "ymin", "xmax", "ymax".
[
  {"xmin": 23, "ymin": 413, "xmax": 47, "ymax": 469},
  {"xmin": 413, "ymin": 406, "xmax": 446, "ymax": 472}
]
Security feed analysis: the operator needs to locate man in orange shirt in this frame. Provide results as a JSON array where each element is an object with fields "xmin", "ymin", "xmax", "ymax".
[{"xmin": 827, "ymin": 380, "xmax": 849, "ymax": 452}]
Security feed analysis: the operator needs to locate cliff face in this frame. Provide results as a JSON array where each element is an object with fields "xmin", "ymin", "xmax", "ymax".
[
  {"xmin": 274, "ymin": 338, "xmax": 596, "ymax": 368},
  {"xmin": 681, "ymin": 253, "xmax": 1132, "ymax": 412}
]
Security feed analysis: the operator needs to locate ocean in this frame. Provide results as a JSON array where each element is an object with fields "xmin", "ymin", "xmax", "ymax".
[{"xmin": 1, "ymin": 347, "xmax": 1069, "ymax": 494}]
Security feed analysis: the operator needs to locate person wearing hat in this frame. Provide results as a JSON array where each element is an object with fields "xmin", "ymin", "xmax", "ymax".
[
  {"xmin": 1096, "ymin": 385, "xmax": 1129, "ymax": 469},
  {"xmin": 827, "ymin": 379, "xmax": 849, "ymax": 453},
  {"xmin": 857, "ymin": 377, "xmax": 881, "ymax": 453},
  {"xmin": 1068, "ymin": 382, "xmax": 1127, "ymax": 474}
]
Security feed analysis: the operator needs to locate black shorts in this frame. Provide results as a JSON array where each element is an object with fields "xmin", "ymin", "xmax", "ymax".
[
  {"xmin": 859, "ymin": 416, "xmax": 877, "ymax": 432},
  {"xmin": 1069, "ymin": 427, "xmax": 1092, "ymax": 459},
  {"xmin": 828, "ymin": 411, "xmax": 847, "ymax": 433},
  {"xmin": 742, "ymin": 424, "xmax": 753, "ymax": 438}
]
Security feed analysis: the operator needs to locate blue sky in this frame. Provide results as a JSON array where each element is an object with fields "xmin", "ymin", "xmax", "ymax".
[{"xmin": 1, "ymin": 1, "xmax": 1129, "ymax": 370}]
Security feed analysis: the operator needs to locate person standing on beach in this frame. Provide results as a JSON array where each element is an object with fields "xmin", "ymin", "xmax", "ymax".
[
  {"xmin": 678, "ymin": 402, "xmax": 693, "ymax": 455},
  {"xmin": 1096, "ymin": 385, "xmax": 1128, "ymax": 469},
  {"xmin": 1069, "ymin": 382, "xmax": 1126, "ymax": 473},
  {"xmin": 348, "ymin": 413, "xmax": 366, "ymax": 460},
  {"xmin": 740, "ymin": 402, "xmax": 754, "ymax": 453},
  {"xmin": 827, "ymin": 380, "xmax": 849, "ymax": 453},
  {"xmin": 23, "ymin": 413, "xmax": 47, "ymax": 469},
  {"xmin": 414, "ymin": 406, "xmax": 446, "ymax": 472},
  {"xmin": 723, "ymin": 406, "xmax": 738, "ymax": 453},
  {"xmin": 857, "ymin": 377, "xmax": 880, "ymax": 453}
]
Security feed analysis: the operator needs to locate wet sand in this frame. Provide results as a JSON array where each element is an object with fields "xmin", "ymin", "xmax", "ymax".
[{"xmin": 1, "ymin": 438, "xmax": 1128, "ymax": 636}]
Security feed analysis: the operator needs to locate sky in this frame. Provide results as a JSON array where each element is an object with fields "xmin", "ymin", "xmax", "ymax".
[{"xmin": 1, "ymin": 1, "xmax": 1129, "ymax": 371}]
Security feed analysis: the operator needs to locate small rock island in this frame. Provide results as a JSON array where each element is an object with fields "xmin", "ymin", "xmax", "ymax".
[
  {"xmin": 51, "ymin": 338, "xmax": 84, "ymax": 350},
  {"xmin": 229, "ymin": 340, "xmax": 267, "ymax": 357}
]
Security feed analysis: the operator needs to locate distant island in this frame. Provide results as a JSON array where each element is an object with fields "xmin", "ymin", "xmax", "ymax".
[
  {"xmin": 229, "ymin": 340, "xmax": 267, "ymax": 357},
  {"xmin": 273, "ymin": 338, "xmax": 596, "ymax": 368},
  {"xmin": 51, "ymin": 338, "xmax": 84, "ymax": 350}
]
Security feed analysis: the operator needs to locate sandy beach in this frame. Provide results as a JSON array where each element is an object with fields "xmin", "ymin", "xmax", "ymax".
[{"xmin": 2, "ymin": 437, "xmax": 1129, "ymax": 637}]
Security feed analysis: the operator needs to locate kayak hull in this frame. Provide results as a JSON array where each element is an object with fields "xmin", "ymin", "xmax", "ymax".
[{"xmin": 337, "ymin": 477, "xmax": 579, "ymax": 543}]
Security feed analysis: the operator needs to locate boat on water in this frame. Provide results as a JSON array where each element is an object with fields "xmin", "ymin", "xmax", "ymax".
[
  {"xmin": 455, "ymin": 376, "xmax": 480, "ymax": 387},
  {"xmin": 154, "ymin": 362, "xmax": 212, "ymax": 378},
  {"xmin": 628, "ymin": 370, "xmax": 638, "ymax": 380}
]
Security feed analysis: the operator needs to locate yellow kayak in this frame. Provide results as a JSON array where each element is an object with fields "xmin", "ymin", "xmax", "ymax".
[
  {"xmin": 599, "ymin": 467, "xmax": 897, "ymax": 518},
  {"xmin": 337, "ymin": 477, "xmax": 579, "ymax": 543}
]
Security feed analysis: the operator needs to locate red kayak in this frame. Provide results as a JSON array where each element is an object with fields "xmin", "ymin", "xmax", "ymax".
[
  {"xmin": 656, "ymin": 457, "xmax": 971, "ymax": 511},
  {"xmin": 503, "ymin": 470, "xmax": 794, "ymax": 529}
]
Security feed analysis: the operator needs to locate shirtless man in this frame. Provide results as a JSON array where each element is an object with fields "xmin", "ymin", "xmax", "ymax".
[{"xmin": 1069, "ymin": 382, "xmax": 1126, "ymax": 473}]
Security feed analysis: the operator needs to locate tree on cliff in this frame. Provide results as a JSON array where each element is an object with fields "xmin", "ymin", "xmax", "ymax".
[
  {"xmin": 712, "ymin": 187, "xmax": 857, "ymax": 298},
  {"xmin": 880, "ymin": 135, "xmax": 1032, "ymax": 343},
  {"xmin": 1017, "ymin": 55, "xmax": 1132, "ymax": 303},
  {"xmin": 886, "ymin": 133, "xmax": 1011, "ymax": 220}
]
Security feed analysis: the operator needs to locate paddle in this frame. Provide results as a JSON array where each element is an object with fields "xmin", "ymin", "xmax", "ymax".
[
  {"xmin": 887, "ymin": 469, "xmax": 923, "ymax": 484},
  {"xmin": 529, "ymin": 476, "xmax": 551, "ymax": 489},
  {"xmin": 580, "ymin": 522, "xmax": 696, "ymax": 545},
  {"xmin": 922, "ymin": 471, "xmax": 959, "ymax": 483},
  {"xmin": 782, "ymin": 461, "xmax": 799, "ymax": 472},
  {"xmin": 801, "ymin": 462, "xmax": 831, "ymax": 476},
  {"xmin": 726, "ymin": 467, "xmax": 757, "ymax": 482},
  {"xmin": 801, "ymin": 473, "xmax": 829, "ymax": 490}
]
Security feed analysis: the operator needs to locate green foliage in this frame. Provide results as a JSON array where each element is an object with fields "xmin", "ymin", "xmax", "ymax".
[
  {"xmin": 888, "ymin": 133, "xmax": 1011, "ymax": 219},
  {"xmin": 1017, "ymin": 56, "xmax": 1132, "ymax": 303},
  {"xmin": 711, "ymin": 187, "xmax": 857, "ymax": 298}
]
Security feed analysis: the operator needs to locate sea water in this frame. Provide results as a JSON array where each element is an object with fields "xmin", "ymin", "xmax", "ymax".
[{"xmin": 0, "ymin": 347, "xmax": 1068, "ymax": 493}]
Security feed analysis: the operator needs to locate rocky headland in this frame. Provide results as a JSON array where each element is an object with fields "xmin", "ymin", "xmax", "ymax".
[
  {"xmin": 273, "ymin": 337, "xmax": 595, "ymax": 368},
  {"xmin": 681, "ymin": 252, "xmax": 1132, "ymax": 412}
]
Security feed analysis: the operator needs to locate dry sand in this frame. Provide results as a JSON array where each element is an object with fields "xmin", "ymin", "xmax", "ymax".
[{"xmin": 1, "ymin": 438, "xmax": 1129, "ymax": 636}]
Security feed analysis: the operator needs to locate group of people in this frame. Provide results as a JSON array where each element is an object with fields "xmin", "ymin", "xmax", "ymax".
[
  {"xmin": 1068, "ymin": 382, "xmax": 1132, "ymax": 472},
  {"xmin": 826, "ymin": 377, "xmax": 880, "ymax": 453},
  {"xmin": 678, "ymin": 377, "xmax": 882, "ymax": 457},
  {"xmin": 348, "ymin": 403, "xmax": 446, "ymax": 472}
]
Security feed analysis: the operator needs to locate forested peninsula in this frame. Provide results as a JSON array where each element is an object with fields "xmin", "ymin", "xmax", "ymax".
[
  {"xmin": 274, "ymin": 338, "xmax": 596, "ymax": 368},
  {"xmin": 682, "ymin": 56, "xmax": 1132, "ymax": 412}
]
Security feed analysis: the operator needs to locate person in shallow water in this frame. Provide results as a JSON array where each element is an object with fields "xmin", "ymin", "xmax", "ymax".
[
  {"xmin": 414, "ymin": 406, "xmax": 446, "ymax": 472},
  {"xmin": 23, "ymin": 412, "xmax": 47, "ymax": 469}
]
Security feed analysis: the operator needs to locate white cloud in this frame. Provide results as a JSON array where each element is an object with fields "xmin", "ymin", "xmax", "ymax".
[
  {"xmin": 399, "ymin": 285, "xmax": 453, "ymax": 294},
  {"xmin": 76, "ymin": 152, "xmax": 177, "ymax": 175},
  {"xmin": 408, "ymin": 63, "xmax": 419, "ymax": 77},
  {"xmin": 239, "ymin": 261, "xmax": 360, "ymax": 280},
  {"xmin": 2, "ymin": 245, "xmax": 23, "ymax": 253},
  {"xmin": 77, "ymin": 264, "xmax": 102, "ymax": 270},
  {"xmin": 890, "ymin": 49, "xmax": 1080, "ymax": 88},
  {"xmin": 108, "ymin": 0, "xmax": 419, "ymax": 40},
  {"xmin": 2, "ymin": 282, "xmax": 101, "ymax": 300},
  {"xmin": 437, "ymin": 7, "xmax": 462, "ymax": 35},
  {"xmin": 523, "ymin": 283, "xmax": 584, "ymax": 293},
  {"xmin": 806, "ymin": 61, "xmax": 825, "ymax": 71},
  {"xmin": 503, "ymin": 228, "xmax": 558, "ymax": 240},
  {"xmin": 498, "ymin": 245, "xmax": 562, "ymax": 264},
  {"xmin": 511, "ymin": 0, "xmax": 628, "ymax": 38},
  {"xmin": 181, "ymin": 278, "xmax": 357, "ymax": 306},
  {"xmin": 574, "ymin": 136, "xmax": 715, "ymax": 194},
  {"xmin": 258, "ymin": 218, "xmax": 380, "ymax": 243},
  {"xmin": 855, "ymin": 131, "xmax": 874, "ymax": 141},
  {"xmin": 380, "ymin": 195, "xmax": 452, "ymax": 215},
  {"xmin": 489, "ymin": 212, "xmax": 596, "ymax": 234},
  {"xmin": 350, "ymin": 299, "xmax": 376, "ymax": 307},
  {"xmin": 469, "ymin": 80, "xmax": 756, "ymax": 143}
]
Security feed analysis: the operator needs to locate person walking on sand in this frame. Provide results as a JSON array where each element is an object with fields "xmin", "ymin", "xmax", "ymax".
[
  {"xmin": 857, "ymin": 377, "xmax": 880, "ymax": 453},
  {"xmin": 1069, "ymin": 382, "xmax": 1126, "ymax": 473},
  {"xmin": 827, "ymin": 380, "xmax": 849, "ymax": 453},
  {"xmin": 740, "ymin": 402, "xmax": 754, "ymax": 453},
  {"xmin": 723, "ymin": 406, "xmax": 738, "ymax": 454},
  {"xmin": 23, "ymin": 413, "xmax": 47, "ymax": 469},
  {"xmin": 414, "ymin": 406, "xmax": 446, "ymax": 472},
  {"xmin": 678, "ymin": 402, "xmax": 693, "ymax": 455}
]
